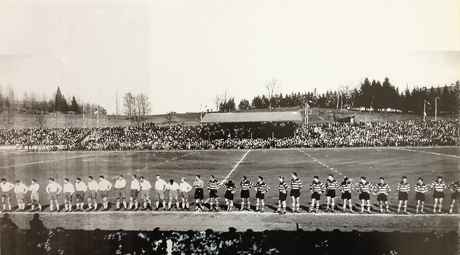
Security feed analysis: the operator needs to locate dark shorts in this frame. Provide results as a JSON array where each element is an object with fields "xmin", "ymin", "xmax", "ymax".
[
  {"xmin": 241, "ymin": 190, "xmax": 250, "ymax": 199},
  {"xmin": 433, "ymin": 191, "xmax": 444, "ymax": 199},
  {"xmin": 290, "ymin": 189, "xmax": 300, "ymax": 198},
  {"xmin": 63, "ymin": 193, "xmax": 73, "ymax": 202},
  {"xmin": 87, "ymin": 191, "xmax": 97, "ymax": 200},
  {"xmin": 398, "ymin": 192, "xmax": 408, "ymax": 201},
  {"xmin": 377, "ymin": 193, "xmax": 388, "ymax": 202},
  {"xmin": 114, "ymin": 189, "xmax": 126, "ymax": 199},
  {"xmin": 359, "ymin": 192, "xmax": 370, "ymax": 201},
  {"xmin": 48, "ymin": 192, "xmax": 58, "ymax": 201},
  {"xmin": 224, "ymin": 190, "xmax": 234, "ymax": 200},
  {"xmin": 194, "ymin": 188, "xmax": 204, "ymax": 200},
  {"xmin": 209, "ymin": 189, "xmax": 218, "ymax": 198},
  {"xmin": 139, "ymin": 190, "xmax": 150, "ymax": 201},
  {"xmin": 311, "ymin": 192, "xmax": 321, "ymax": 200},
  {"xmin": 279, "ymin": 192, "xmax": 287, "ymax": 201},
  {"xmin": 130, "ymin": 189, "xmax": 139, "ymax": 199},
  {"xmin": 326, "ymin": 190, "xmax": 336, "ymax": 198},
  {"xmin": 0, "ymin": 192, "xmax": 10, "ymax": 201},
  {"xmin": 415, "ymin": 192, "xmax": 425, "ymax": 202},
  {"xmin": 341, "ymin": 191, "xmax": 352, "ymax": 200},
  {"xmin": 452, "ymin": 192, "xmax": 459, "ymax": 200},
  {"xmin": 99, "ymin": 191, "xmax": 109, "ymax": 199},
  {"xmin": 75, "ymin": 191, "xmax": 85, "ymax": 202},
  {"xmin": 256, "ymin": 191, "xmax": 265, "ymax": 200}
]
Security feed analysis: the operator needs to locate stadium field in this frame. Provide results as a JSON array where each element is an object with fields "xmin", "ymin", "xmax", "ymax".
[{"xmin": 1, "ymin": 147, "xmax": 459, "ymax": 232}]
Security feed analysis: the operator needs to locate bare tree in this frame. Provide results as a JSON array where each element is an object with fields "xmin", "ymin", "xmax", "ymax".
[
  {"xmin": 123, "ymin": 92, "xmax": 136, "ymax": 118},
  {"xmin": 265, "ymin": 78, "xmax": 279, "ymax": 111},
  {"xmin": 214, "ymin": 95, "xmax": 222, "ymax": 112},
  {"xmin": 135, "ymin": 93, "xmax": 151, "ymax": 122}
]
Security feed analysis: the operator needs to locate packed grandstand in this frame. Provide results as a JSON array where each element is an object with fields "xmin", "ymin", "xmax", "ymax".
[{"xmin": 0, "ymin": 119, "xmax": 458, "ymax": 151}]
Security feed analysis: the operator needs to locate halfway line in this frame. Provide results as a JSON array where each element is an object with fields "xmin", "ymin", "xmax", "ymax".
[
  {"xmin": 222, "ymin": 149, "xmax": 251, "ymax": 183},
  {"xmin": 297, "ymin": 149, "xmax": 344, "ymax": 176}
]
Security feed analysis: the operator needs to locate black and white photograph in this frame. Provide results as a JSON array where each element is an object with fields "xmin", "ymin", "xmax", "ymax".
[{"xmin": 0, "ymin": 0, "xmax": 459, "ymax": 254}]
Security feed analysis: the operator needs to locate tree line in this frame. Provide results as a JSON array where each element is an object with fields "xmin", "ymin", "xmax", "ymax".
[
  {"xmin": 220, "ymin": 78, "xmax": 459, "ymax": 115},
  {"xmin": 0, "ymin": 86, "xmax": 107, "ymax": 116}
]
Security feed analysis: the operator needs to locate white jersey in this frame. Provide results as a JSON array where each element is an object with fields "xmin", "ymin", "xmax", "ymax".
[
  {"xmin": 166, "ymin": 182, "xmax": 179, "ymax": 192},
  {"xmin": 75, "ymin": 181, "xmax": 88, "ymax": 192},
  {"xmin": 130, "ymin": 179, "xmax": 141, "ymax": 191},
  {"xmin": 0, "ymin": 182, "xmax": 14, "ymax": 192},
  {"xmin": 154, "ymin": 179, "xmax": 167, "ymax": 191},
  {"xmin": 140, "ymin": 180, "xmax": 152, "ymax": 191},
  {"xmin": 29, "ymin": 183, "xmax": 40, "ymax": 193},
  {"xmin": 98, "ymin": 179, "xmax": 112, "ymax": 191},
  {"xmin": 179, "ymin": 181, "xmax": 192, "ymax": 193},
  {"xmin": 87, "ymin": 180, "xmax": 99, "ymax": 191},
  {"xmin": 114, "ymin": 178, "xmax": 127, "ymax": 189},
  {"xmin": 63, "ymin": 182, "xmax": 75, "ymax": 194},
  {"xmin": 14, "ymin": 183, "xmax": 28, "ymax": 194},
  {"xmin": 46, "ymin": 182, "xmax": 62, "ymax": 193}
]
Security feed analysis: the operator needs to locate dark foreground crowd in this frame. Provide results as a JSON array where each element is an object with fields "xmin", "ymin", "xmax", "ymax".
[
  {"xmin": 0, "ymin": 213, "xmax": 457, "ymax": 255},
  {"xmin": 1, "ymin": 173, "xmax": 459, "ymax": 215},
  {"xmin": 0, "ymin": 120, "xmax": 458, "ymax": 150}
]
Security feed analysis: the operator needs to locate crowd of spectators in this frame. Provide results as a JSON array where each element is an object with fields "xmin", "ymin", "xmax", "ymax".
[
  {"xmin": 0, "ymin": 120, "xmax": 458, "ymax": 151},
  {"xmin": 1, "ymin": 212, "xmax": 456, "ymax": 255}
]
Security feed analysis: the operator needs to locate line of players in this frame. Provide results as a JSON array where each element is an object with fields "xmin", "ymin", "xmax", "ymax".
[{"xmin": 0, "ymin": 173, "xmax": 459, "ymax": 214}]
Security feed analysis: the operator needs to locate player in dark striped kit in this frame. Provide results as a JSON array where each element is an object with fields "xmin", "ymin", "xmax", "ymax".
[
  {"xmin": 254, "ymin": 176, "xmax": 270, "ymax": 212},
  {"xmin": 224, "ymin": 180, "xmax": 236, "ymax": 211},
  {"xmin": 448, "ymin": 181, "xmax": 459, "ymax": 214},
  {"xmin": 240, "ymin": 176, "xmax": 252, "ymax": 211},
  {"xmin": 290, "ymin": 172, "xmax": 302, "ymax": 213},
  {"xmin": 277, "ymin": 176, "xmax": 288, "ymax": 214},
  {"xmin": 339, "ymin": 177, "xmax": 353, "ymax": 212},
  {"xmin": 414, "ymin": 177, "xmax": 429, "ymax": 214},
  {"xmin": 309, "ymin": 176, "xmax": 324, "ymax": 213},
  {"xmin": 325, "ymin": 174, "xmax": 339, "ymax": 212},
  {"xmin": 375, "ymin": 177, "xmax": 391, "ymax": 213},
  {"xmin": 357, "ymin": 176, "xmax": 372, "ymax": 213},
  {"xmin": 208, "ymin": 175, "xmax": 220, "ymax": 211},
  {"xmin": 431, "ymin": 176, "xmax": 447, "ymax": 213},
  {"xmin": 397, "ymin": 176, "xmax": 410, "ymax": 214}
]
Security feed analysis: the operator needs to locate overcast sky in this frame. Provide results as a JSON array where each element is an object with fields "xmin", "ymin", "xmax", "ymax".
[{"xmin": 0, "ymin": 0, "xmax": 459, "ymax": 114}]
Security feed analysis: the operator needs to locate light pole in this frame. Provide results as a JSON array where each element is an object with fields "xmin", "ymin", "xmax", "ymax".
[
  {"xmin": 423, "ymin": 100, "xmax": 427, "ymax": 122},
  {"xmin": 434, "ymin": 97, "xmax": 440, "ymax": 121},
  {"xmin": 304, "ymin": 101, "xmax": 310, "ymax": 127}
]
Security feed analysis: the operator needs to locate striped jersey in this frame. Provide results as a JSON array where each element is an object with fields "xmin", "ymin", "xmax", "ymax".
[
  {"xmin": 208, "ymin": 179, "xmax": 219, "ymax": 190},
  {"xmin": 291, "ymin": 178, "xmax": 302, "ymax": 190},
  {"xmin": 414, "ymin": 183, "xmax": 429, "ymax": 193},
  {"xmin": 340, "ymin": 181, "xmax": 352, "ymax": 193},
  {"xmin": 376, "ymin": 183, "xmax": 391, "ymax": 195},
  {"xmin": 431, "ymin": 181, "xmax": 447, "ymax": 192},
  {"xmin": 450, "ymin": 183, "xmax": 460, "ymax": 193},
  {"xmin": 240, "ymin": 179, "xmax": 252, "ymax": 190},
  {"xmin": 255, "ymin": 181, "xmax": 269, "ymax": 193},
  {"xmin": 278, "ymin": 181, "xmax": 288, "ymax": 193},
  {"xmin": 358, "ymin": 182, "xmax": 371, "ymax": 193},
  {"xmin": 310, "ymin": 181, "xmax": 324, "ymax": 193},
  {"xmin": 325, "ymin": 180, "xmax": 339, "ymax": 191},
  {"xmin": 397, "ymin": 182, "xmax": 410, "ymax": 193}
]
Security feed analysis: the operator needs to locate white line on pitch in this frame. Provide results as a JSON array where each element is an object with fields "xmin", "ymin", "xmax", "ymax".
[
  {"xmin": 396, "ymin": 148, "xmax": 460, "ymax": 160},
  {"xmin": 4, "ymin": 211, "xmax": 459, "ymax": 218},
  {"xmin": 0, "ymin": 154, "xmax": 95, "ymax": 169},
  {"xmin": 298, "ymin": 149, "xmax": 344, "ymax": 176},
  {"xmin": 221, "ymin": 149, "xmax": 251, "ymax": 183}
]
